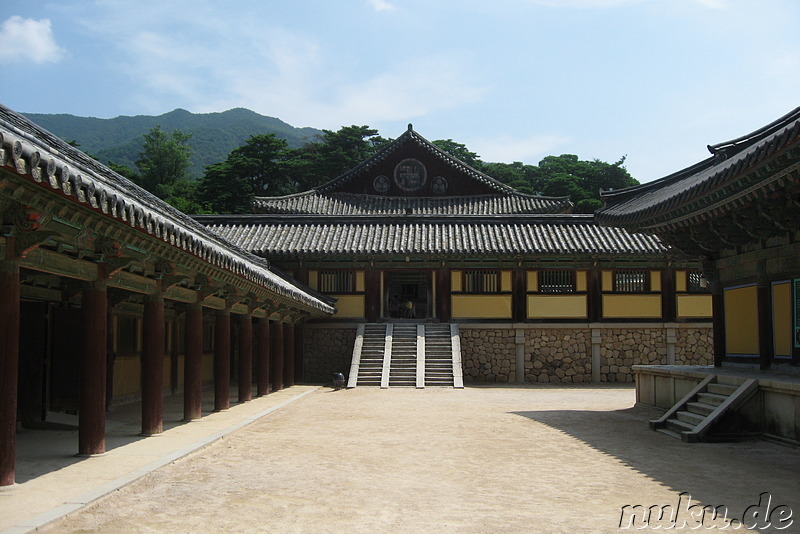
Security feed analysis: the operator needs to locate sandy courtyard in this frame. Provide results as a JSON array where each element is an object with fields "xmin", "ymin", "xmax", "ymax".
[{"xmin": 38, "ymin": 385, "xmax": 800, "ymax": 533}]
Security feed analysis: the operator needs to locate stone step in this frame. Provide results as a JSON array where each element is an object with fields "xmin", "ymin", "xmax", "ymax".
[
  {"xmin": 707, "ymin": 383, "xmax": 738, "ymax": 396},
  {"xmin": 666, "ymin": 418, "xmax": 695, "ymax": 434},
  {"xmin": 697, "ymin": 392, "xmax": 728, "ymax": 407},
  {"xmin": 686, "ymin": 402, "xmax": 715, "ymax": 416},
  {"xmin": 676, "ymin": 410, "xmax": 705, "ymax": 426},
  {"xmin": 655, "ymin": 427, "xmax": 682, "ymax": 439}
]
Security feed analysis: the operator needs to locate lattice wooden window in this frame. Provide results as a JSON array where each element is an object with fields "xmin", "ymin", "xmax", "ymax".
[
  {"xmin": 614, "ymin": 270, "xmax": 649, "ymax": 293},
  {"xmin": 318, "ymin": 270, "xmax": 355, "ymax": 293},
  {"xmin": 539, "ymin": 270, "xmax": 576, "ymax": 294},
  {"xmin": 463, "ymin": 270, "xmax": 500, "ymax": 293},
  {"xmin": 686, "ymin": 270, "xmax": 709, "ymax": 293}
]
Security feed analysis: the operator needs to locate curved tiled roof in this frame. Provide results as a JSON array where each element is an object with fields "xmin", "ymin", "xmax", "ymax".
[
  {"xmin": 596, "ymin": 106, "xmax": 800, "ymax": 229},
  {"xmin": 1, "ymin": 104, "xmax": 334, "ymax": 314},
  {"xmin": 199, "ymin": 214, "xmax": 668, "ymax": 258},
  {"xmin": 252, "ymin": 190, "xmax": 572, "ymax": 215}
]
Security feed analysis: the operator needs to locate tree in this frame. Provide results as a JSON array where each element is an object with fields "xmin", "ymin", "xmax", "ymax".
[
  {"xmin": 432, "ymin": 139, "xmax": 481, "ymax": 167},
  {"xmin": 134, "ymin": 125, "xmax": 193, "ymax": 198},
  {"xmin": 196, "ymin": 133, "xmax": 292, "ymax": 213},
  {"xmin": 284, "ymin": 125, "xmax": 391, "ymax": 189}
]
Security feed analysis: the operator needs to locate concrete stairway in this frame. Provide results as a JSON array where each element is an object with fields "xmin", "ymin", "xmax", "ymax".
[
  {"xmin": 348, "ymin": 323, "xmax": 387, "ymax": 387},
  {"xmin": 424, "ymin": 324, "xmax": 455, "ymax": 387},
  {"xmin": 347, "ymin": 323, "xmax": 464, "ymax": 389},
  {"xmin": 650, "ymin": 375, "xmax": 759, "ymax": 442},
  {"xmin": 389, "ymin": 324, "xmax": 418, "ymax": 387}
]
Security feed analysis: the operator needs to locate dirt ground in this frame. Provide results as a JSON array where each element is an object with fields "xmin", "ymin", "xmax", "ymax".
[{"xmin": 39, "ymin": 385, "xmax": 800, "ymax": 533}]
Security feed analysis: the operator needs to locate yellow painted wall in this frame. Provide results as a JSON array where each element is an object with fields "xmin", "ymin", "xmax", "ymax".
[
  {"xmin": 332, "ymin": 294, "xmax": 365, "ymax": 318},
  {"xmin": 603, "ymin": 295, "xmax": 662, "ymax": 318},
  {"xmin": 773, "ymin": 282, "xmax": 792, "ymax": 357},
  {"xmin": 677, "ymin": 295, "xmax": 713, "ymax": 318},
  {"xmin": 724, "ymin": 285, "xmax": 759, "ymax": 355},
  {"xmin": 527, "ymin": 271, "xmax": 538, "ymax": 292},
  {"xmin": 501, "ymin": 271, "xmax": 512, "ymax": 292},
  {"xmin": 355, "ymin": 271, "xmax": 365, "ymax": 292},
  {"xmin": 451, "ymin": 270, "xmax": 462, "ymax": 292},
  {"xmin": 576, "ymin": 271, "xmax": 587, "ymax": 292},
  {"xmin": 308, "ymin": 270, "xmax": 318, "ymax": 290},
  {"xmin": 528, "ymin": 295, "xmax": 587, "ymax": 319},
  {"xmin": 676, "ymin": 270, "xmax": 687, "ymax": 292},
  {"xmin": 602, "ymin": 271, "xmax": 613, "ymax": 291},
  {"xmin": 452, "ymin": 295, "xmax": 512, "ymax": 319},
  {"xmin": 202, "ymin": 353, "xmax": 214, "ymax": 382},
  {"xmin": 650, "ymin": 271, "xmax": 661, "ymax": 292},
  {"xmin": 113, "ymin": 356, "xmax": 140, "ymax": 399}
]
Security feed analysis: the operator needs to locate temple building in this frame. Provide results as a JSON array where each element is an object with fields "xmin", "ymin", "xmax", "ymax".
[
  {"xmin": 0, "ymin": 104, "xmax": 334, "ymax": 486},
  {"xmin": 597, "ymin": 106, "xmax": 800, "ymax": 443},
  {"xmin": 197, "ymin": 125, "xmax": 713, "ymax": 387}
]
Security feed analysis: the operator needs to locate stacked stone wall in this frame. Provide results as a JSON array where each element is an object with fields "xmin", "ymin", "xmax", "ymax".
[
  {"xmin": 524, "ymin": 329, "xmax": 591, "ymax": 384},
  {"xmin": 675, "ymin": 328, "xmax": 713, "ymax": 365},
  {"xmin": 303, "ymin": 328, "xmax": 356, "ymax": 383},
  {"xmin": 599, "ymin": 328, "xmax": 665, "ymax": 383},
  {"xmin": 461, "ymin": 329, "xmax": 516, "ymax": 382},
  {"xmin": 460, "ymin": 325, "xmax": 713, "ymax": 384}
]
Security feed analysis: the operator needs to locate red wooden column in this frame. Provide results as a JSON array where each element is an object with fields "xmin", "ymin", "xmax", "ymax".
[
  {"xmin": 141, "ymin": 293, "xmax": 165, "ymax": 436},
  {"xmin": 661, "ymin": 268, "xmax": 676, "ymax": 322},
  {"xmin": 271, "ymin": 321, "xmax": 284, "ymax": 392},
  {"xmin": 436, "ymin": 268, "xmax": 451, "ymax": 322},
  {"xmin": 284, "ymin": 323, "xmax": 295, "ymax": 388},
  {"xmin": 757, "ymin": 267, "xmax": 774, "ymax": 371},
  {"xmin": 512, "ymin": 269, "xmax": 526, "ymax": 322},
  {"xmin": 214, "ymin": 309, "xmax": 231, "ymax": 411},
  {"xmin": 294, "ymin": 323, "xmax": 305, "ymax": 384},
  {"xmin": 257, "ymin": 317, "xmax": 270, "ymax": 396},
  {"xmin": 238, "ymin": 313, "xmax": 253, "ymax": 402},
  {"xmin": 79, "ymin": 281, "xmax": 108, "ymax": 456},
  {"xmin": 183, "ymin": 303, "xmax": 203, "ymax": 421},
  {"xmin": 0, "ymin": 259, "xmax": 20, "ymax": 485},
  {"xmin": 711, "ymin": 280, "xmax": 726, "ymax": 367}
]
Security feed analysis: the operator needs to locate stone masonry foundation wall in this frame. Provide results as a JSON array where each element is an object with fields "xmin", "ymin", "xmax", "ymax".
[
  {"xmin": 460, "ymin": 325, "xmax": 713, "ymax": 384},
  {"xmin": 304, "ymin": 327, "xmax": 356, "ymax": 383}
]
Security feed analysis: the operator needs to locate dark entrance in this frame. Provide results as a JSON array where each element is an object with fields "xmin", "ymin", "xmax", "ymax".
[{"xmin": 385, "ymin": 271, "xmax": 431, "ymax": 320}]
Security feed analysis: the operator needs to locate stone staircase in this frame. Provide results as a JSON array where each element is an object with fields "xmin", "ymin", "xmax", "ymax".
[
  {"xmin": 347, "ymin": 323, "xmax": 463, "ymax": 389},
  {"xmin": 650, "ymin": 375, "xmax": 759, "ymax": 442},
  {"xmin": 424, "ymin": 324, "xmax": 456, "ymax": 386},
  {"xmin": 389, "ymin": 324, "xmax": 418, "ymax": 387}
]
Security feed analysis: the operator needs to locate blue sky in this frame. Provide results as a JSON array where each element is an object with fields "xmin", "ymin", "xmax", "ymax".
[{"xmin": 1, "ymin": 0, "xmax": 798, "ymax": 182}]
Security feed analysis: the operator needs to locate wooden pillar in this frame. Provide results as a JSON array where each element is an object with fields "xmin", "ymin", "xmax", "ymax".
[
  {"xmin": 757, "ymin": 268, "xmax": 774, "ymax": 371},
  {"xmin": 141, "ymin": 293, "xmax": 165, "ymax": 436},
  {"xmin": 711, "ymin": 280, "xmax": 726, "ymax": 367},
  {"xmin": 294, "ymin": 323, "xmax": 305, "ymax": 384},
  {"xmin": 365, "ymin": 270, "xmax": 380, "ymax": 322},
  {"xmin": 661, "ymin": 268, "xmax": 676, "ymax": 322},
  {"xmin": 284, "ymin": 323, "xmax": 295, "ymax": 388},
  {"xmin": 588, "ymin": 268, "xmax": 602, "ymax": 323},
  {"xmin": 79, "ymin": 281, "xmax": 107, "ymax": 456},
  {"xmin": 270, "ymin": 321, "xmax": 284, "ymax": 391},
  {"xmin": 436, "ymin": 268, "xmax": 451, "ymax": 322},
  {"xmin": 513, "ymin": 269, "xmax": 526, "ymax": 322},
  {"xmin": 238, "ymin": 314, "xmax": 253, "ymax": 402},
  {"xmin": 257, "ymin": 317, "xmax": 270, "ymax": 396},
  {"xmin": 183, "ymin": 303, "xmax": 203, "ymax": 420},
  {"xmin": 214, "ymin": 309, "xmax": 231, "ymax": 411},
  {"xmin": 0, "ymin": 259, "xmax": 20, "ymax": 485}
]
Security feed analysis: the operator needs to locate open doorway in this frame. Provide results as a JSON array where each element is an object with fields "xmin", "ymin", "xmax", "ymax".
[{"xmin": 384, "ymin": 271, "xmax": 431, "ymax": 320}]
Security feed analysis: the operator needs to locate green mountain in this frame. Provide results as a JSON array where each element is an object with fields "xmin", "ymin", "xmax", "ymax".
[{"xmin": 22, "ymin": 108, "xmax": 324, "ymax": 178}]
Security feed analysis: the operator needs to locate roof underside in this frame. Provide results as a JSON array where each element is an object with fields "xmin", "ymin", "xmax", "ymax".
[{"xmin": 199, "ymin": 215, "xmax": 668, "ymax": 258}]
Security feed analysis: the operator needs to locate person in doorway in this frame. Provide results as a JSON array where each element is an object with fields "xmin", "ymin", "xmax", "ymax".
[{"xmin": 405, "ymin": 298, "xmax": 415, "ymax": 319}]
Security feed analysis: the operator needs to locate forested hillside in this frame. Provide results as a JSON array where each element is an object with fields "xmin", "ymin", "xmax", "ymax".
[{"xmin": 22, "ymin": 108, "xmax": 323, "ymax": 178}]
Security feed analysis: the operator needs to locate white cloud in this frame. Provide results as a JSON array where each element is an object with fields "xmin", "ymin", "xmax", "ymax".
[
  {"xmin": 367, "ymin": 0, "xmax": 397, "ymax": 12},
  {"xmin": 0, "ymin": 16, "xmax": 66, "ymax": 65},
  {"xmin": 468, "ymin": 134, "xmax": 572, "ymax": 164},
  {"xmin": 520, "ymin": 0, "xmax": 652, "ymax": 8}
]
